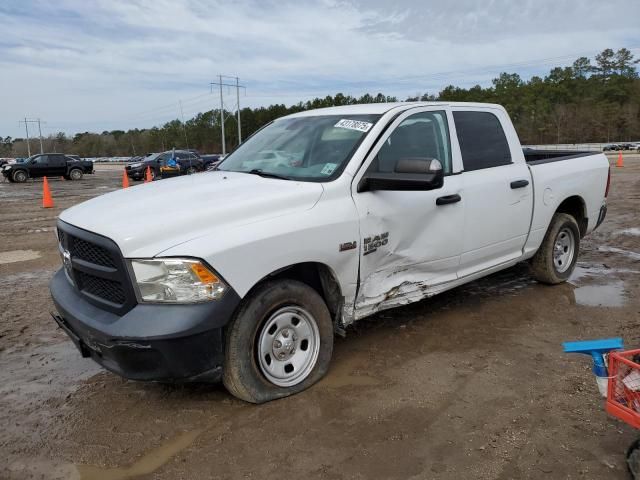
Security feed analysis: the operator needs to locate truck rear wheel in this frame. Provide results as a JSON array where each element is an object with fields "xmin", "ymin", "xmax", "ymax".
[
  {"xmin": 12, "ymin": 170, "xmax": 27, "ymax": 183},
  {"xmin": 69, "ymin": 168, "xmax": 83, "ymax": 181},
  {"xmin": 530, "ymin": 213, "xmax": 580, "ymax": 284},
  {"xmin": 223, "ymin": 279, "xmax": 333, "ymax": 403}
]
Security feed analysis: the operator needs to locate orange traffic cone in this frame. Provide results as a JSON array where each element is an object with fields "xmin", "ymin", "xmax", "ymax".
[
  {"xmin": 145, "ymin": 166, "xmax": 153, "ymax": 183},
  {"xmin": 122, "ymin": 170, "xmax": 130, "ymax": 188},
  {"xmin": 42, "ymin": 176, "xmax": 54, "ymax": 208},
  {"xmin": 616, "ymin": 151, "xmax": 624, "ymax": 168}
]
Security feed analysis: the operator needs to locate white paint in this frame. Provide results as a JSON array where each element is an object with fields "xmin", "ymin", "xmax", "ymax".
[
  {"xmin": 57, "ymin": 102, "xmax": 610, "ymax": 325},
  {"xmin": 0, "ymin": 250, "xmax": 41, "ymax": 264}
]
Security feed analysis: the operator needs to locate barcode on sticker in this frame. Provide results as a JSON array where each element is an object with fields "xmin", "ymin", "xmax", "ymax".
[{"xmin": 334, "ymin": 119, "xmax": 373, "ymax": 132}]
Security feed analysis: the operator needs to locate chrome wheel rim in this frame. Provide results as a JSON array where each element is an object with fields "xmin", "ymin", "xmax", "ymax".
[
  {"xmin": 15, "ymin": 171, "xmax": 26, "ymax": 182},
  {"xmin": 70, "ymin": 170, "xmax": 81, "ymax": 180},
  {"xmin": 257, "ymin": 306, "xmax": 320, "ymax": 387},
  {"xmin": 553, "ymin": 227, "xmax": 575, "ymax": 273}
]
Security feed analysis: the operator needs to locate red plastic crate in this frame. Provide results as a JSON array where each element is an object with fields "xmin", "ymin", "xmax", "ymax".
[{"xmin": 607, "ymin": 349, "xmax": 640, "ymax": 429}]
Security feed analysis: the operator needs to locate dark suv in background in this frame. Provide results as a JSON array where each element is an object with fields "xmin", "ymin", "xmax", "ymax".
[
  {"xmin": 125, "ymin": 150, "xmax": 204, "ymax": 181},
  {"xmin": 2, "ymin": 154, "xmax": 94, "ymax": 182}
]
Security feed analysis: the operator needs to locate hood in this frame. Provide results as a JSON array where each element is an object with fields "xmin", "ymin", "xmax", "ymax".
[{"xmin": 59, "ymin": 171, "xmax": 324, "ymax": 257}]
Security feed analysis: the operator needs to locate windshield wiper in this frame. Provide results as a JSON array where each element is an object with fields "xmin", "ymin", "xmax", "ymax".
[{"xmin": 245, "ymin": 169, "xmax": 291, "ymax": 180}]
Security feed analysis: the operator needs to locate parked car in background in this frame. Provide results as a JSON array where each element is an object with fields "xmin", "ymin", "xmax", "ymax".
[
  {"xmin": 201, "ymin": 154, "xmax": 221, "ymax": 169},
  {"xmin": 2, "ymin": 153, "xmax": 94, "ymax": 182},
  {"xmin": 50, "ymin": 102, "xmax": 609, "ymax": 403},
  {"xmin": 603, "ymin": 144, "xmax": 621, "ymax": 151},
  {"xmin": 125, "ymin": 150, "xmax": 203, "ymax": 181},
  {"xmin": 619, "ymin": 143, "xmax": 635, "ymax": 151}
]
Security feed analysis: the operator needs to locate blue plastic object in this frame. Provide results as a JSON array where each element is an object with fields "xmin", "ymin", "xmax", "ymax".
[{"xmin": 563, "ymin": 338, "xmax": 624, "ymax": 377}]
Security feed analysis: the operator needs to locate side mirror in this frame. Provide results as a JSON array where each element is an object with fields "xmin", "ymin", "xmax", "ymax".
[{"xmin": 358, "ymin": 157, "xmax": 444, "ymax": 192}]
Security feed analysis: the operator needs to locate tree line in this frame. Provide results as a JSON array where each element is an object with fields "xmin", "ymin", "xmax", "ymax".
[{"xmin": 1, "ymin": 48, "xmax": 638, "ymax": 158}]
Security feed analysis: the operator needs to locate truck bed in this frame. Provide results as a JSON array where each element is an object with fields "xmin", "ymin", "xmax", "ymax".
[{"xmin": 523, "ymin": 149, "xmax": 599, "ymax": 165}]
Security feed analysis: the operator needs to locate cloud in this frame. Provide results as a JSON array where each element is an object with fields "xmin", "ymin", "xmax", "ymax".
[{"xmin": 1, "ymin": 0, "xmax": 639, "ymax": 137}]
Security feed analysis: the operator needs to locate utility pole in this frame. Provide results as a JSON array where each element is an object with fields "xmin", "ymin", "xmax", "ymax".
[
  {"xmin": 179, "ymin": 100, "xmax": 189, "ymax": 149},
  {"xmin": 23, "ymin": 118, "xmax": 31, "ymax": 157},
  {"xmin": 19, "ymin": 118, "xmax": 46, "ymax": 156},
  {"xmin": 219, "ymin": 75, "xmax": 225, "ymax": 155},
  {"xmin": 210, "ymin": 76, "xmax": 246, "ymax": 155},
  {"xmin": 37, "ymin": 119, "xmax": 43, "ymax": 154},
  {"xmin": 236, "ymin": 76, "xmax": 242, "ymax": 144}
]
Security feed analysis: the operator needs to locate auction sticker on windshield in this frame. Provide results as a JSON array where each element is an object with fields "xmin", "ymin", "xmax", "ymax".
[
  {"xmin": 334, "ymin": 119, "xmax": 373, "ymax": 132},
  {"xmin": 321, "ymin": 163, "xmax": 337, "ymax": 175}
]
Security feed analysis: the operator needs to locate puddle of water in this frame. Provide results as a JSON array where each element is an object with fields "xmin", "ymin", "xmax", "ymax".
[
  {"xmin": 570, "ymin": 263, "xmax": 640, "ymax": 285},
  {"xmin": 4, "ymin": 429, "xmax": 202, "ymax": 480},
  {"xmin": 598, "ymin": 246, "xmax": 640, "ymax": 261},
  {"xmin": 75, "ymin": 429, "xmax": 203, "ymax": 480},
  {"xmin": 574, "ymin": 281, "xmax": 626, "ymax": 307},
  {"xmin": 0, "ymin": 249, "xmax": 42, "ymax": 264}
]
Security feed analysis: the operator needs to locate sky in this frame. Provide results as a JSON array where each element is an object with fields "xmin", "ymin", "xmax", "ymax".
[{"xmin": 1, "ymin": 0, "xmax": 639, "ymax": 138}]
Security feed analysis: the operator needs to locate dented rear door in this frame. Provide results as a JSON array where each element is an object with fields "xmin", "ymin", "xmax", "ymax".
[{"xmin": 351, "ymin": 107, "xmax": 464, "ymax": 319}]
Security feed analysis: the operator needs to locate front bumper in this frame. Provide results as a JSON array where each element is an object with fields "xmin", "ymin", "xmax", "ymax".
[
  {"xmin": 50, "ymin": 268, "xmax": 241, "ymax": 382},
  {"xmin": 126, "ymin": 169, "xmax": 143, "ymax": 179}
]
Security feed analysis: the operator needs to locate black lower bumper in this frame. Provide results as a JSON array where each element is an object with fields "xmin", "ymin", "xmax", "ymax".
[{"xmin": 50, "ymin": 268, "xmax": 241, "ymax": 382}]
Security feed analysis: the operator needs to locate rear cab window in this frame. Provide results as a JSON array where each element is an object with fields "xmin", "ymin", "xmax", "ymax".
[{"xmin": 453, "ymin": 111, "xmax": 512, "ymax": 171}]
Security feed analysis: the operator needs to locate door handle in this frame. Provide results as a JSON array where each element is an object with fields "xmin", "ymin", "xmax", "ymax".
[
  {"xmin": 510, "ymin": 179, "xmax": 529, "ymax": 189},
  {"xmin": 436, "ymin": 194, "xmax": 461, "ymax": 206}
]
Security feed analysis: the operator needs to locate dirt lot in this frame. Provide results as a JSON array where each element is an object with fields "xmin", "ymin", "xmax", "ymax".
[{"xmin": 1, "ymin": 156, "xmax": 639, "ymax": 479}]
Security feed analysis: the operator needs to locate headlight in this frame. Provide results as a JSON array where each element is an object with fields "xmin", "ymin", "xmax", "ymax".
[
  {"xmin": 130, "ymin": 162, "xmax": 142, "ymax": 168},
  {"xmin": 130, "ymin": 258, "xmax": 227, "ymax": 303}
]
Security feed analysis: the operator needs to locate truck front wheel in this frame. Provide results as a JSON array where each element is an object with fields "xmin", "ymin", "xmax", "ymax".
[
  {"xmin": 530, "ymin": 212, "xmax": 580, "ymax": 284},
  {"xmin": 223, "ymin": 279, "xmax": 333, "ymax": 403}
]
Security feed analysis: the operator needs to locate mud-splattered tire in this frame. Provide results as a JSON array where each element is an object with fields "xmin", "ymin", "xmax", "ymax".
[
  {"xmin": 223, "ymin": 279, "xmax": 333, "ymax": 403},
  {"xmin": 530, "ymin": 213, "xmax": 580, "ymax": 284},
  {"xmin": 12, "ymin": 170, "xmax": 28, "ymax": 183}
]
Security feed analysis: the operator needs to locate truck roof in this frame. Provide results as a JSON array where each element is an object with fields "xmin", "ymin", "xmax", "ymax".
[{"xmin": 285, "ymin": 101, "xmax": 505, "ymax": 118}]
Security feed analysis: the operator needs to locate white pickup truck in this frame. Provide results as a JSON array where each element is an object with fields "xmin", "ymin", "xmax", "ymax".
[{"xmin": 50, "ymin": 102, "xmax": 610, "ymax": 402}]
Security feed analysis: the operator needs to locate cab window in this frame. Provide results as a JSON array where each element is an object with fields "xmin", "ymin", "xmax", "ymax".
[
  {"xmin": 369, "ymin": 111, "xmax": 452, "ymax": 175},
  {"xmin": 453, "ymin": 111, "xmax": 512, "ymax": 171}
]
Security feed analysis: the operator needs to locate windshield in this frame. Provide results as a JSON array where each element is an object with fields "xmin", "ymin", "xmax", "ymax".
[{"xmin": 218, "ymin": 114, "xmax": 381, "ymax": 181}]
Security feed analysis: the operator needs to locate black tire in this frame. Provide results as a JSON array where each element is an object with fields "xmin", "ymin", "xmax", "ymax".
[
  {"xmin": 627, "ymin": 438, "xmax": 640, "ymax": 479},
  {"xmin": 223, "ymin": 279, "xmax": 333, "ymax": 403},
  {"xmin": 530, "ymin": 212, "xmax": 580, "ymax": 284},
  {"xmin": 68, "ymin": 168, "xmax": 83, "ymax": 181},
  {"xmin": 12, "ymin": 169, "xmax": 27, "ymax": 183}
]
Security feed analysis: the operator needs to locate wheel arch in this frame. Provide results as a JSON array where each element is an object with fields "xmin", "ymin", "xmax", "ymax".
[
  {"xmin": 247, "ymin": 262, "xmax": 343, "ymax": 322},
  {"xmin": 555, "ymin": 195, "xmax": 587, "ymax": 237},
  {"xmin": 12, "ymin": 168, "xmax": 29, "ymax": 180}
]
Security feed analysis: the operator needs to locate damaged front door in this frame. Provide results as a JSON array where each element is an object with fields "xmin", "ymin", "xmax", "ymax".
[{"xmin": 351, "ymin": 108, "xmax": 464, "ymax": 319}]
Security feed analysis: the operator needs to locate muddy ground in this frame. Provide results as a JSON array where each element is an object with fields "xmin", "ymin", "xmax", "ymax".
[{"xmin": 1, "ymin": 156, "xmax": 639, "ymax": 479}]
